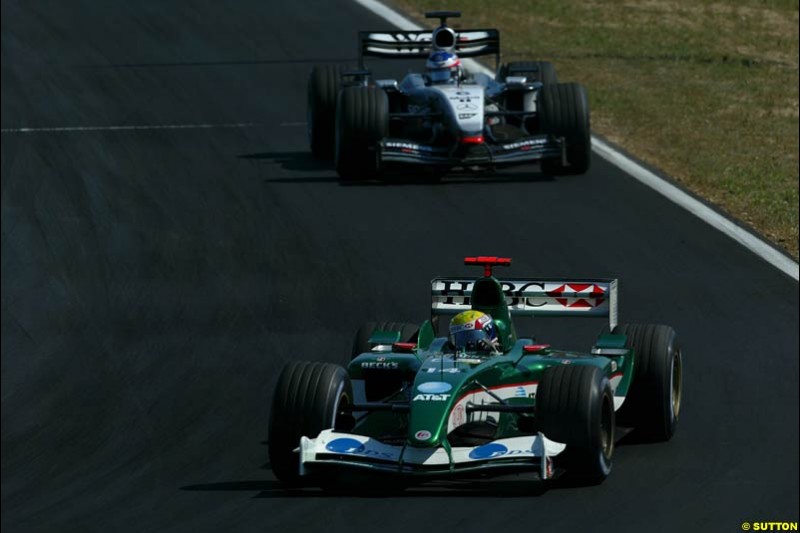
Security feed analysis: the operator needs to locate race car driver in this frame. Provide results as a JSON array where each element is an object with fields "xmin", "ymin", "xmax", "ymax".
[
  {"xmin": 449, "ymin": 310, "xmax": 501, "ymax": 354},
  {"xmin": 426, "ymin": 50, "xmax": 463, "ymax": 84}
]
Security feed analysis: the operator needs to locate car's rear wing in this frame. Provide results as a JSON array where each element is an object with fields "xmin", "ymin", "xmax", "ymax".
[
  {"xmin": 358, "ymin": 29, "xmax": 500, "ymax": 69},
  {"xmin": 431, "ymin": 277, "xmax": 618, "ymax": 330}
]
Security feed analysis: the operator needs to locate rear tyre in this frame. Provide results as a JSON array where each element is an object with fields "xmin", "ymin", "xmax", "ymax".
[
  {"xmin": 268, "ymin": 361, "xmax": 352, "ymax": 484},
  {"xmin": 536, "ymin": 364, "xmax": 615, "ymax": 485},
  {"xmin": 499, "ymin": 60, "xmax": 558, "ymax": 84},
  {"xmin": 610, "ymin": 324, "xmax": 683, "ymax": 441},
  {"xmin": 308, "ymin": 65, "xmax": 346, "ymax": 159},
  {"xmin": 539, "ymin": 83, "xmax": 591, "ymax": 176},
  {"xmin": 351, "ymin": 321, "xmax": 420, "ymax": 360},
  {"xmin": 335, "ymin": 86, "xmax": 389, "ymax": 181}
]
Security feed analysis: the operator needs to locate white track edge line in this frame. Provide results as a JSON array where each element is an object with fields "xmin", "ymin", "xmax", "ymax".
[
  {"xmin": 353, "ymin": 0, "xmax": 799, "ymax": 281},
  {"xmin": 592, "ymin": 137, "xmax": 799, "ymax": 280}
]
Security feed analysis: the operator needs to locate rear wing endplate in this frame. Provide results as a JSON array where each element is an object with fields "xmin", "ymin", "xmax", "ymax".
[
  {"xmin": 431, "ymin": 277, "xmax": 618, "ymax": 330},
  {"xmin": 358, "ymin": 29, "xmax": 500, "ymax": 68}
]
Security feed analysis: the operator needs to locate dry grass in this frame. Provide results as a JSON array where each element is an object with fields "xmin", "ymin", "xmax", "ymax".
[{"xmin": 395, "ymin": 0, "xmax": 799, "ymax": 258}]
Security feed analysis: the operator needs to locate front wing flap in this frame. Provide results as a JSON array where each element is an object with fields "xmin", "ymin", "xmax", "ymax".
[
  {"xmin": 299, "ymin": 429, "xmax": 566, "ymax": 479},
  {"xmin": 379, "ymin": 135, "xmax": 563, "ymax": 167}
]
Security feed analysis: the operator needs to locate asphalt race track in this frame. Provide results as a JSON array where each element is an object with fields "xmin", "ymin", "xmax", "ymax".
[{"xmin": 2, "ymin": 1, "xmax": 798, "ymax": 531}]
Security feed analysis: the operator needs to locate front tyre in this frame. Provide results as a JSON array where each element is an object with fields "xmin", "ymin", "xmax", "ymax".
[
  {"xmin": 334, "ymin": 86, "xmax": 389, "ymax": 181},
  {"xmin": 268, "ymin": 361, "xmax": 352, "ymax": 484},
  {"xmin": 308, "ymin": 65, "xmax": 346, "ymax": 159},
  {"xmin": 539, "ymin": 83, "xmax": 591, "ymax": 176},
  {"xmin": 536, "ymin": 364, "xmax": 615, "ymax": 485},
  {"xmin": 611, "ymin": 324, "xmax": 683, "ymax": 441}
]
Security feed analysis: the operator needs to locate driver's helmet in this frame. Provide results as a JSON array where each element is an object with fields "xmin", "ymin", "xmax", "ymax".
[
  {"xmin": 426, "ymin": 50, "xmax": 461, "ymax": 84},
  {"xmin": 449, "ymin": 310, "xmax": 499, "ymax": 352}
]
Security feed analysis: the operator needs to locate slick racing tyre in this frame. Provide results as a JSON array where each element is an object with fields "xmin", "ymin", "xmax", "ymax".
[
  {"xmin": 609, "ymin": 324, "xmax": 683, "ymax": 441},
  {"xmin": 308, "ymin": 64, "xmax": 346, "ymax": 159},
  {"xmin": 536, "ymin": 364, "xmax": 615, "ymax": 485},
  {"xmin": 268, "ymin": 361, "xmax": 352, "ymax": 484},
  {"xmin": 334, "ymin": 86, "xmax": 389, "ymax": 181},
  {"xmin": 539, "ymin": 82, "xmax": 591, "ymax": 176},
  {"xmin": 499, "ymin": 60, "xmax": 558, "ymax": 85},
  {"xmin": 351, "ymin": 321, "xmax": 419, "ymax": 360}
]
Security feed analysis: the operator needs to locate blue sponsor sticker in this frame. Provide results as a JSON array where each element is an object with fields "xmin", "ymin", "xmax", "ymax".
[
  {"xmin": 469, "ymin": 443, "xmax": 508, "ymax": 460},
  {"xmin": 515, "ymin": 386, "xmax": 526, "ymax": 398},
  {"xmin": 417, "ymin": 381, "xmax": 453, "ymax": 394},
  {"xmin": 325, "ymin": 438, "xmax": 365, "ymax": 454}
]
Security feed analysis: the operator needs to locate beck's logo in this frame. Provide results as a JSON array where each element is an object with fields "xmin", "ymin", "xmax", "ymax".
[{"xmin": 362, "ymin": 361, "xmax": 399, "ymax": 369}]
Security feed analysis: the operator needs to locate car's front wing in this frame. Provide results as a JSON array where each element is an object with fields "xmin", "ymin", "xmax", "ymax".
[
  {"xmin": 299, "ymin": 429, "xmax": 566, "ymax": 479},
  {"xmin": 378, "ymin": 134, "xmax": 564, "ymax": 167}
]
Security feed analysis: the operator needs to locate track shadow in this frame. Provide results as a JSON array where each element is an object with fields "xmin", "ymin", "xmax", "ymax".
[
  {"xmin": 181, "ymin": 477, "xmax": 551, "ymax": 498},
  {"xmin": 239, "ymin": 151, "xmax": 557, "ymax": 186}
]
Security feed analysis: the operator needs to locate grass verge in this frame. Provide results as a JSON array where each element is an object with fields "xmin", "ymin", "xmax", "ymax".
[{"xmin": 393, "ymin": 0, "xmax": 799, "ymax": 259}]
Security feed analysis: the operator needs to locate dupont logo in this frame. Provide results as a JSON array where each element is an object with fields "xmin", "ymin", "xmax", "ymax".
[{"xmin": 546, "ymin": 283, "xmax": 606, "ymax": 308}]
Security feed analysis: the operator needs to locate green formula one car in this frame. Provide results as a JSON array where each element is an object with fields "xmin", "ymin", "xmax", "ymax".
[{"xmin": 268, "ymin": 257, "xmax": 683, "ymax": 486}]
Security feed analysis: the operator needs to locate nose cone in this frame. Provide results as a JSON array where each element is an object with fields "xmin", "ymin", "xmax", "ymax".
[{"xmin": 407, "ymin": 359, "xmax": 473, "ymax": 447}]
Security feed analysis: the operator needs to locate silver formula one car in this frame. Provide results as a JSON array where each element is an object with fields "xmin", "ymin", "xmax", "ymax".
[{"xmin": 307, "ymin": 11, "xmax": 591, "ymax": 180}]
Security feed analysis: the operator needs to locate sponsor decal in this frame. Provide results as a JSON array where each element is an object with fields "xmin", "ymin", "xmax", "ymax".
[
  {"xmin": 468, "ymin": 442, "xmax": 534, "ymax": 460},
  {"xmin": 458, "ymin": 113, "xmax": 477, "ymax": 120},
  {"xmin": 546, "ymin": 283, "xmax": 607, "ymax": 308},
  {"xmin": 384, "ymin": 141, "xmax": 439, "ymax": 153},
  {"xmin": 423, "ymin": 367, "xmax": 461, "ymax": 374},
  {"xmin": 469, "ymin": 443, "xmax": 508, "ymax": 460},
  {"xmin": 362, "ymin": 361, "xmax": 399, "ymax": 369},
  {"xmin": 432, "ymin": 279, "xmax": 610, "ymax": 311},
  {"xmin": 456, "ymin": 102, "xmax": 478, "ymax": 111},
  {"xmin": 456, "ymin": 353, "xmax": 488, "ymax": 362},
  {"xmin": 413, "ymin": 393, "xmax": 451, "ymax": 402},
  {"xmin": 500, "ymin": 138, "xmax": 548, "ymax": 150},
  {"xmin": 514, "ymin": 386, "xmax": 527, "ymax": 398},
  {"xmin": 561, "ymin": 360, "xmax": 572, "ymax": 365},
  {"xmin": 365, "ymin": 32, "xmax": 430, "ymax": 55},
  {"xmin": 325, "ymin": 438, "xmax": 393, "ymax": 459},
  {"xmin": 429, "ymin": 354, "xmax": 485, "ymax": 363},
  {"xmin": 415, "ymin": 430, "xmax": 432, "ymax": 440},
  {"xmin": 367, "ymin": 32, "xmax": 430, "ymax": 43},
  {"xmin": 326, "ymin": 438, "xmax": 365, "ymax": 454},
  {"xmin": 432, "ymin": 279, "xmax": 612, "ymax": 312},
  {"xmin": 418, "ymin": 381, "xmax": 452, "ymax": 394},
  {"xmin": 610, "ymin": 360, "xmax": 617, "ymax": 372}
]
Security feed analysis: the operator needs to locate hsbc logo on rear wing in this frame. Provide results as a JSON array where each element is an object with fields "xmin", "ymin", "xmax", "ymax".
[{"xmin": 431, "ymin": 277, "xmax": 618, "ymax": 330}]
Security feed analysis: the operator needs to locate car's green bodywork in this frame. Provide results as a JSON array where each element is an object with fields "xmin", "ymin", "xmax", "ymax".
[{"xmin": 346, "ymin": 273, "xmax": 633, "ymax": 451}]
